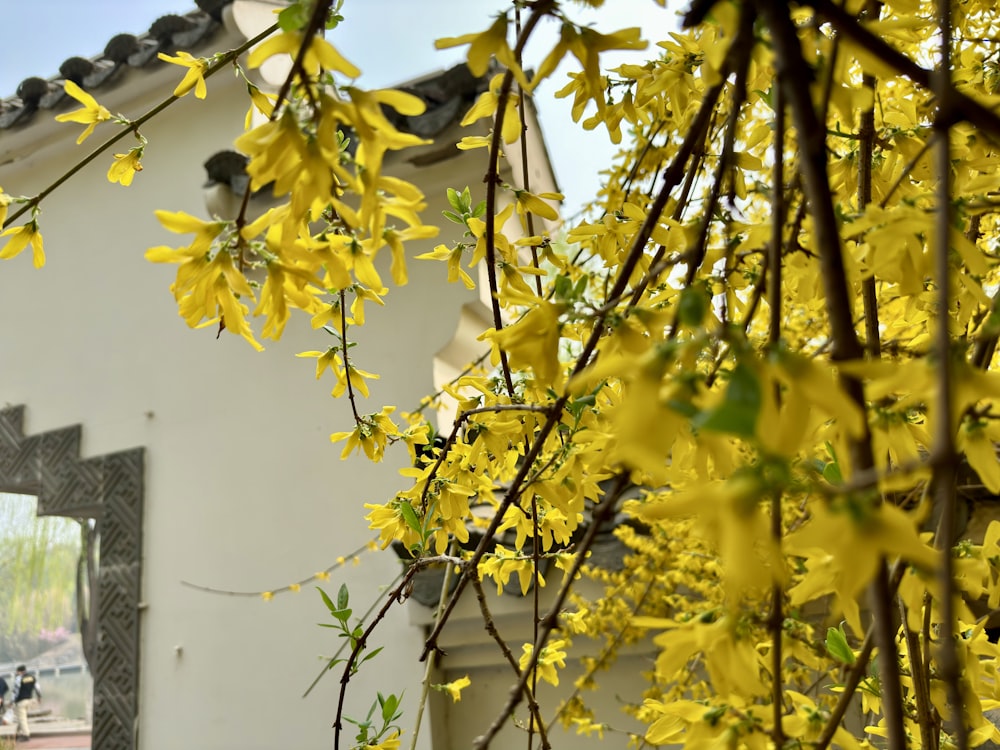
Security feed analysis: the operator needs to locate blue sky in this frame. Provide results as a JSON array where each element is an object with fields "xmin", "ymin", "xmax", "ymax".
[{"xmin": 0, "ymin": 0, "xmax": 676, "ymax": 214}]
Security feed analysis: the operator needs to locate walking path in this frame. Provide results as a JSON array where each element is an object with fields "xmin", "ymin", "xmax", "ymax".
[{"xmin": 0, "ymin": 717, "xmax": 90, "ymax": 749}]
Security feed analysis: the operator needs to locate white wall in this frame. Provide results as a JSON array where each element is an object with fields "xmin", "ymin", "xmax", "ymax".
[{"xmin": 0, "ymin": 49, "xmax": 490, "ymax": 749}]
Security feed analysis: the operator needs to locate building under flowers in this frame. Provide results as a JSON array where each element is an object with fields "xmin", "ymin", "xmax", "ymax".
[{"xmin": 0, "ymin": 1, "xmax": 621, "ymax": 748}]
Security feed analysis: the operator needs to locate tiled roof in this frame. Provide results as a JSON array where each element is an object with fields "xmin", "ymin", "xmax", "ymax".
[
  {"xmin": 0, "ymin": 0, "xmax": 489, "ymax": 156},
  {"xmin": 0, "ymin": 0, "xmax": 232, "ymax": 131}
]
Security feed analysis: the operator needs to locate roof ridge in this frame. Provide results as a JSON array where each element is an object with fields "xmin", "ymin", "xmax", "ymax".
[{"xmin": 0, "ymin": 1, "xmax": 236, "ymax": 132}]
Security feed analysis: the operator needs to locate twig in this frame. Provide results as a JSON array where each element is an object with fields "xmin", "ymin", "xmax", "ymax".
[
  {"xmin": 513, "ymin": 6, "xmax": 544, "ymax": 301},
  {"xmin": 301, "ymin": 568, "xmax": 404, "ymax": 700},
  {"xmin": 899, "ymin": 596, "xmax": 937, "ymax": 750},
  {"xmin": 408, "ymin": 547, "xmax": 459, "ymax": 750},
  {"xmin": 857, "ymin": 0, "xmax": 884, "ymax": 359},
  {"xmin": 813, "ymin": 560, "xmax": 907, "ymax": 750},
  {"xmin": 930, "ymin": 0, "xmax": 967, "ymax": 745},
  {"xmin": 757, "ymin": 3, "xmax": 904, "ymax": 749},
  {"xmin": 181, "ymin": 537, "xmax": 376, "ymax": 597},
  {"xmin": 3, "ymin": 23, "xmax": 279, "ymax": 230},
  {"xmin": 470, "ymin": 574, "xmax": 550, "ymax": 750},
  {"xmin": 808, "ymin": 0, "xmax": 1000, "ymax": 146},
  {"xmin": 483, "ymin": 2, "xmax": 555, "ymax": 397},
  {"xmin": 333, "ymin": 564, "xmax": 420, "ymax": 750},
  {"xmin": 471, "ymin": 475, "xmax": 626, "ymax": 750}
]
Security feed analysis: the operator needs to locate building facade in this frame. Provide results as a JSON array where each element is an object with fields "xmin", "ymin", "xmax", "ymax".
[{"xmin": 0, "ymin": 1, "xmax": 563, "ymax": 748}]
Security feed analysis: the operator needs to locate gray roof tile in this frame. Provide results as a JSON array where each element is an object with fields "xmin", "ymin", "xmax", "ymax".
[{"xmin": 0, "ymin": 2, "xmax": 231, "ymax": 132}]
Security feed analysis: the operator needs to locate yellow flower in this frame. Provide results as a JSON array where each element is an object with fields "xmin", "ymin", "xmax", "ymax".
[
  {"xmin": 288, "ymin": 583, "xmax": 301, "ymax": 593},
  {"xmin": 107, "ymin": 148, "xmax": 143, "ymax": 186},
  {"xmin": 260, "ymin": 591, "xmax": 274, "ymax": 602},
  {"xmin": 519, "ymin": 639, "xmax": 568, "ymax": 686},
  {"xmin": 0, "ymin": 188, "xmax": 11, "ymax": 227},
  {"xmin": 367, "ymin": 731, "xmax": 401, "ymax": 750},
  {"xmin": 415, "ymin": 244, "xmax": 475, "ymax": 289},
  {"xmin": 248, "ymin": 32, "xmax": 359, "ymax": 78},
  {"xmin": 571, "ymin": 717, "xmax": 605, "ymax": 739},
  {"xmin": 54, "ymin": 81, "xmax": 111, "ymax": 143},
  {"xmin": 0, "ymin": 221, "xmax": 45, "ymax": 268},
  {"xmin": 152, "ymin": 210, "xmax": 227, "ymax": 255},
  {"xmin": 513, "ymin": 189, "xmax": 562, "ymax": 222},
  {"xmin": 481, "ymin": 300, "xmax": 565, "ymax": 387},
  {"xmin": 456, "ymin": 136, "xmax": 490, "ymax": 150},
  {"xmin": 435, "ymin": 675, "xmax": 471, "ymax": 702},
  {"xmin": 158, "ymin": 51, "xmax": 208, "ymax": 99},
  {"xmin": 315, "ymin": 571, "xmax": 331, "ymax": 581},
  {"xmin": 435, "ymin": 15, "xmax": 529, "ymax": 89}
]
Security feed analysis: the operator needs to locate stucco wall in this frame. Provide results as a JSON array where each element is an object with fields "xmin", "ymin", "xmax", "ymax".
[{"xmin": 0, "ymin": 50, "xmax": 493, "ymax": 749}]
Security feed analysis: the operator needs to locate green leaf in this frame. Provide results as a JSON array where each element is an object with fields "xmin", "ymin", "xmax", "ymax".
[
  {"xmin": 823, "ymin": 441, "xmax": 843, "ymax": 484},
  {"xmin": 399, "ymin": 501, "xmax": 422, "ymax": 534},
  {"xmin": 317, "ymin": 586, "xmax": 336, "ymax": 613},
  {"xmin": 277, "ymin": 3, "xmax": 309, "ymax": 32},
  {"xmin": 336, "ymin": 583, "xmax": 350, "ymax": 611},
  {"xmin": 677, "ymin": 283, "xmax": 710, "ymax": 327},
  {"xmin": 442, "ymin": 210, "xmax": 465, "ymax": 225},
  {"xmin": 693, "ymin": 362, "xmax": 761, "ymax": 438},
  {"xmin": 446, "ymin": 188, "xmax": 463, "ymax": 213},
  {"xmin": 360, "ymin": 646, "xmax": 384, "ymax": 666},
  {"xmin": 554, "ymin": 274, "xmax": 572, "ymax": 300},
  {"xmin": 380, "ymin": 691, "xmax": 401, "ymax": 722},
  {"xmin": 825, "ymin": 626, "xmax": 856, "ymax": 665}
]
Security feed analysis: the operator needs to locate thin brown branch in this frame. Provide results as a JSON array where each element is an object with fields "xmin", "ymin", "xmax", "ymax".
[
  {"xmin": 471, "ymin": 475, "xmax": 625, "ymax": 750},
  {"xmin": 483, "ymin": 3, "xmax": 554, "ymax": 398},
  {"xmin": 3, "ymin": 23, "xmax": 278, "ymax": 230},
  {"xmin": 757, "ymin": 3, "xmax": 904, "ymax": 749},
  {"xmin": 421, "ymin": 74, "xmax": 731, "ymax": 663},
  {"xmin": 899, "ymin": 597, "xmax": 937, "ymax": 750},
  {"xmin": 922, "ymin": 592, "xmax": 942, "ymax": 749},
  {"xmin": 622, "ymin": 80, "xmax": 726, "ymax": 307},
  {"xmin": 813, "ymin": 561, "xmax": 907, "ymax": 750},
  {"xmin": 681, "ymin": 4, "xmax": 755, "ymax": 292},
  {"xmin": 333, "ymin": 565, "xmax": 419, "ymax": 750},
  {"xmin": 181, "ymin": 537, "xmax": 376, "ymax": 597},
  {"xmin": 339, "ymin": 289, "xmax": 362, "ymax": 423},
  {"xmin": 301, "ymin": 568, "xmax": 405, "ymax": 700},
  {"xmin": 930, "ymin": 0, "xmax": 967, "ymax": 745},
  {"xmin": 809, "ymin": 0, "xmax": 1000, "ymax": 146},
  {"xmin": 857, "ymin": 0, "xmax": 883, "ymax": 360},
  {"xmin": 470, "ymin": 574, "xmax": 550, "ymax": 750},
  {"xmin": 513, "ymin": 6, "xmax": 544, "ymax": 301},
  {"xmin": 768, "ymin": 82, "xmax": 786, "ymax": 348}
]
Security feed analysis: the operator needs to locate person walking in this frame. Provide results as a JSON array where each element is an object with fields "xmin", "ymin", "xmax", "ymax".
[
  {"xmin": 0, "ymin": 674, "xmax": 8, "ymax": 725},
  {"xmin": 12, "ymin": 665, "xmax": 41, "ymax": 742}
]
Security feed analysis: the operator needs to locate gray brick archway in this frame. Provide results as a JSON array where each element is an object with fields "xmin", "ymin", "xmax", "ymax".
[{"xmin": 0, "ymin": 406, "xmax": 143, "ymax": 750}]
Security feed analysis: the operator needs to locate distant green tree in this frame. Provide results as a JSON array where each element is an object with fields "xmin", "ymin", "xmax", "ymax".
[{"xmin": 0, "ymin": 494, "xmax": 81, "ymax": 663}]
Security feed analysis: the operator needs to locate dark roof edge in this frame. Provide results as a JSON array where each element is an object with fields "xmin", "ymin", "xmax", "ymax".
[{"xmin": 0, "ymin": 0, "xmax": 236, "ymax": 132}]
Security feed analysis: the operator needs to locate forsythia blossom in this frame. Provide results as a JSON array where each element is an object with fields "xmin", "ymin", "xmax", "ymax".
[
  {"xmin": 158, "ymin": 51, "xmax": 209, "ymax": 99},
  {"xmin": 54, "ymin": 81, "xmax": 112, "ymax": 143},
  {"xmin": 107, "ymin": 148, "xmax": 144, "ymax": 186},
  {"xmin": 434, "ymin": 675, "xmax": 471, "ymax": 702},
  {"xmin": 519, "ymin": 640, "xmax": 568, "ymax": 686},
  {"xmin": 0, "ymin": 188, "xmax": 11, "ymax": 227},
  {"xmin": 0, "ymin": 221, "xmax": 45, "ymax": 268}
]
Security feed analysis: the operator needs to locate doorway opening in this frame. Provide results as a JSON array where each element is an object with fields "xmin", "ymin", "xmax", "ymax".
[
  {"xmin": 0, "ymin": 406, "xmax": 143, "ymax": 750},
  {"xmin": 0, "ymin": 493, "xmax": 93, "ymax": 733}
]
